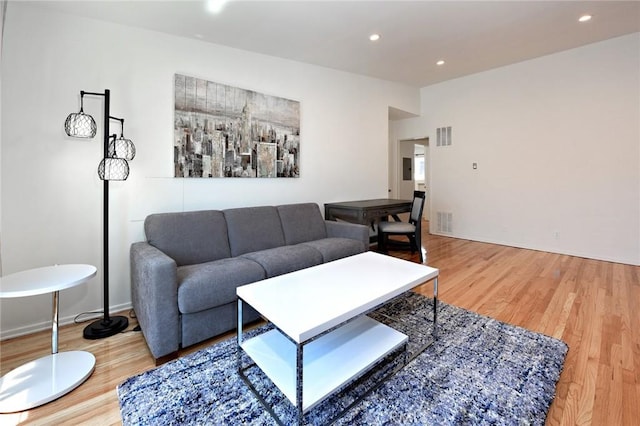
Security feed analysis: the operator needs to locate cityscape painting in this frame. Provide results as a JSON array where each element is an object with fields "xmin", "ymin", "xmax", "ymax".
[{"xmin": 174, "ymin": 74, "xmax": 300, "ymax": 178}]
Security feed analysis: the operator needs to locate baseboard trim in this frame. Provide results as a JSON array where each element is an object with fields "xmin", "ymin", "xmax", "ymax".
[
  {"xmin": 428, "ymin": 231, "xmax": 639, "ymax": 266},
  {"xmin": 0, "ymin": 302, "xmax": 133, "ymax": 341}
]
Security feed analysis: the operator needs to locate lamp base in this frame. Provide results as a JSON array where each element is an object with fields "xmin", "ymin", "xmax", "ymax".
[{"xmin": 83, "ymin": 315, "xmax": 129, "ymax": 339}]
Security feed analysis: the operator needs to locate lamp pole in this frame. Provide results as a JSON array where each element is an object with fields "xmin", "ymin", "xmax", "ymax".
[{"xmin": 80, "ymin": 89, "xmax": 129, "ymax": 339}]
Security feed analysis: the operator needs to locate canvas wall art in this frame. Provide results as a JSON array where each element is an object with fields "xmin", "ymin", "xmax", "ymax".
[{"xmin": 174, "ymin": 74, "xmax": 300, "ymax": 178}]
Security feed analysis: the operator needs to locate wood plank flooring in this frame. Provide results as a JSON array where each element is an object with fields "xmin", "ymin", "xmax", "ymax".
[{"xmin": 1, "ymin": 223, "xmax": 638, "ymax": 425}]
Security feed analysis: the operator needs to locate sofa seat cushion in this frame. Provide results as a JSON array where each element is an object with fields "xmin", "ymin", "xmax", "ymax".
[
  {"xmin": 300, "ymin": 238, "xmax": 365, "ymax": 263},
  {"xmin": 177, "ymin": 257, "xmax": 265, "ymax": 314},
  {"xmin": 241, "ymin": 244, "xmax": 323, "ymax": 278}
]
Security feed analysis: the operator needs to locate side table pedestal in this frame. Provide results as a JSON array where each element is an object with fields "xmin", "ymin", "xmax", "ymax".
[{"xmin": 0, "ymin": 351, "xmax": 95, "ymax": 413}]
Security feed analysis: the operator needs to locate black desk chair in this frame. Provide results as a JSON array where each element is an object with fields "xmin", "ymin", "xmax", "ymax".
[{"xmin": 377, "ymin": 191, "xmax": 426, "ymax": 263}]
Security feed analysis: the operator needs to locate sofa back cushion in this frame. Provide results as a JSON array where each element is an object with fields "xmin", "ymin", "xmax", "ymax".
[
  {"xmin": 224, "ymin": 206, "xmax": 286, "ymax": 257},
  {"xmin": 277, "ymin": 203, "xmax": 327, "ymax": 245},
  {"xmin": 145, "ymin": 210, "xmax": 231, "ymax": 266}
]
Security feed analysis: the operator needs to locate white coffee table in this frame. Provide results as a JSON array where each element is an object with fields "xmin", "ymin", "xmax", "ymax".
[
  {"xmin": 0, "ymin": 264, "xmax": 97, "ymax": 413},
  {"xmin": 236, "ymin": 251, "xmax": 439, "ymax": 424}
]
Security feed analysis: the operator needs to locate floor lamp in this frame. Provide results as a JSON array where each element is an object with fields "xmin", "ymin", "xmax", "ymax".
[{"xmin": 64, "ymin": 89, "xmax": 136, "ymax": 339}]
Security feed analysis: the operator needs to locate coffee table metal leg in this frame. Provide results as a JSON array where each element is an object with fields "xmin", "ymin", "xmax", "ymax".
[
  {"xmin": 296, "ymin": 343, "xmax": 303, "ymax": 425},
  {"xmin": 433, "ymin": 277, "xmax": 438, "ymax": 337},
  {"xmin": 236, "ymin": 298, "xmax": 243, "ymax": 371}
]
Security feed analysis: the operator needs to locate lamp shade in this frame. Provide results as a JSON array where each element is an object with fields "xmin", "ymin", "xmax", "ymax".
[
  {"xmin": 108, "ymin": 136, "xmax": 136, "ymax": 161},
  {"xmin": 64, "ymin": 111, "xmax": 97, "ymax": 138},
  {"xmin": 98, "ymin": 157, "xmax": 129, "ymax": 181}
]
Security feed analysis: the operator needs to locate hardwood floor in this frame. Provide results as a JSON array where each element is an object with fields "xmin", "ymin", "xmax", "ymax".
[{"xmin": 1, "ymin": 223, "xmax": 638, "ymax": 425}]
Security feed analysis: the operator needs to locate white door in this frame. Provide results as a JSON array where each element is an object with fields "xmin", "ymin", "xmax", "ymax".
[{"xmin": 414, "ymin": 142, "xmax": 429, "ymax": 221}]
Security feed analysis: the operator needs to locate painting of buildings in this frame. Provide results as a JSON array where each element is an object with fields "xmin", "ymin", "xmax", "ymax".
[{"xmin": 174, "ymin": 74, "xmax": 300, "ymax": 178}]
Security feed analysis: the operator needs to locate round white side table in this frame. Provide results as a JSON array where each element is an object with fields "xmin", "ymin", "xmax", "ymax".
[{"xmin": 0, "ymin": 264, "xmax": 97, "ymax": 413}]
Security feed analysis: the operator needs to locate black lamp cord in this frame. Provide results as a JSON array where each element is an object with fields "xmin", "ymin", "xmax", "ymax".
[{"xmin": 73, "ymin": 309, "xmax": 140, "ymax": 333}]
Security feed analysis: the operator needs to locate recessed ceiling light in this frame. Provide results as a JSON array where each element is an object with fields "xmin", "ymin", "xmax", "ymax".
[
  {"xmin": 578, "ymin": 15, "xmax": 592, "ymax": 23},
  {"xmin": 436, "ymin": 60, "xmax": 445, "ymax": 66},
  {"xmin": 206, "ymin": 0, "xmax": 229, "ymax": 14},
  {"xmin": 369, "ymin": 34, "xmax": 381, "ymax": 42}
]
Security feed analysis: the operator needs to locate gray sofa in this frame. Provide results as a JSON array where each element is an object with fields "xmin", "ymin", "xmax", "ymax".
[{"xmin": 130, "ymin": 202, "xmax": 369, "ymax": 363}]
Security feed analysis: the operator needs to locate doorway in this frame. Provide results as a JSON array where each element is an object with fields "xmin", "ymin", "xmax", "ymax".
[{"xmin": 398, "ymin": 138, "xmax": 429, "ymax": 221}]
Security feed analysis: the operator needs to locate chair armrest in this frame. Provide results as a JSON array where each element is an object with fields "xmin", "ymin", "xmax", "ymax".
[
  {"xmin": 130, "ymin": 241, "xmax": 180, "ymax": 360},
  {"xmin": 325, "ymin": 220, "xmax": 369, "ymax": 251}
]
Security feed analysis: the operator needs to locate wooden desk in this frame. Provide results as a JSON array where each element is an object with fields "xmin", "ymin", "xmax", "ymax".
[{"xmin": 324, "ymin": 199, "xmax": 412, "ymax": 242}]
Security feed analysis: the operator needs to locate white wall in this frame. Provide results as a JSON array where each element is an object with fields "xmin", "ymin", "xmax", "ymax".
[
  {"xmin": 0, "ymin": 3, "xmax": 419, "ymax": 338},
  {"xmin": 398, "ymin": 140, "xmax": 415, "ymax": 199},
  {"xmin": 0, "ymin": 1, "xmax": 5, "ymax": 276},
  {"xmin": 397, "ymin": 33, "xmax": 640, "ymax": 265}
]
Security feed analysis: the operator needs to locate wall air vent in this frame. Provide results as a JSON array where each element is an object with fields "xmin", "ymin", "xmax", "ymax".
[
  {"xmin": 436, "ymin": 211, "xmax": 453, "ymax": 233},
  {"xmin": 436, "ymin": 126, "xmax": 452, "ymax": 147}
]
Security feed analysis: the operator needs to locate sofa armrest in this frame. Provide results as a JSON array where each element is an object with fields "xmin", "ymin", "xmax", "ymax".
[
  {"xmin": 325, "ymin": 220, "xmax": 369, "ymax": 252},
  {"xmin": 130, "ymin": 241, "xmax": 180, "ymax": 361}
]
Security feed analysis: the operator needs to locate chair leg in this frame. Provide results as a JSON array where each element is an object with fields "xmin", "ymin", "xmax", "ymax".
[
  {"xmin": 408, "ymin": 235, "xmax": 417, "ymax": 254},
  {"xmin": 416, "ymin": 233, "xmax": 423, "ymax": 263},
  {"xmin": 377, "ymin": 231, "xmax": 386, "ymax": 254}
]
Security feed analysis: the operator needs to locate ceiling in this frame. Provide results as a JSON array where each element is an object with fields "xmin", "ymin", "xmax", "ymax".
[{"xmin": 28, "ymin": 1, "xmax": 640, "ymax": 88}]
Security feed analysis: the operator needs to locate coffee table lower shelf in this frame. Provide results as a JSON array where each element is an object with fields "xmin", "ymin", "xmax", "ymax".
[{"xmin": 240, "ymin": 315, "xmax": 408, "ymax": 414}]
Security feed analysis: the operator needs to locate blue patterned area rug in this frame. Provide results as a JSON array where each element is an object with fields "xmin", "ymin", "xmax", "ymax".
[{"xmin": 117, "ymin": 292, "xmax": 568, "ymax": 425}]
